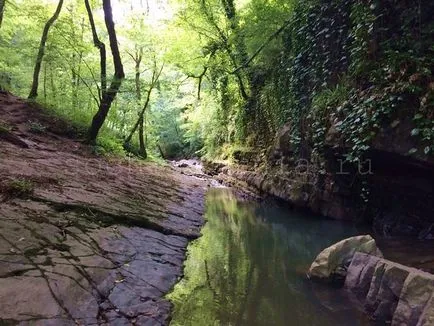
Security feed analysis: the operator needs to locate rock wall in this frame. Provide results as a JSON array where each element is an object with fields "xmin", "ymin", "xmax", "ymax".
[
  {"xmin": 345, "ymin": 252, "xmax": 434, "ymax": 325},
  {"xmin": 210, "ymin": 125, "xmax": 434, "ymax": 238}
]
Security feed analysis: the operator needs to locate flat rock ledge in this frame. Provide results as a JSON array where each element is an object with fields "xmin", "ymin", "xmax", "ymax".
[
  {"xmin": 345, "ymin": 252, "xmax": 434, "ymax": 326},
  {"xmin": 0, "ymin": 93, "xmax": 208, "ymax": 325}
]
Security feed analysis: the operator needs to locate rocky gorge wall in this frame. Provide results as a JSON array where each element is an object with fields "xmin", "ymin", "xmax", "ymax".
[
  {"xmin": 208, "ymin": 119, "xmax": 434, "ymax": 239},
  {"xmin": 206, "ymin": 0, "xmax": 434, "ymax": 238}
]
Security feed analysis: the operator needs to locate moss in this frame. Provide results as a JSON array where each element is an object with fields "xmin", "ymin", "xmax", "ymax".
[
  {"xmin": 0, "ymin": 120, "xmax": 10, "ymax": 134},
  {"xmin": 0, "ymin": 178, "xmax": 35, "ymax": 199}
]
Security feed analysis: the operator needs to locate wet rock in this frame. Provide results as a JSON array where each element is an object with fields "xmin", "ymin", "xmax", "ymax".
[
  {"xmin": 0, "ymin": 93, "xmax": 208, "ymax": 325},
  {"xmin": 393, "ymin": 272, "xmax": 434, "ymax": 325},
  {"xmin": 344, "ymin": 253, "xmax": 381, "ymax": 301},
  {"xmin": 202, "ymin": 160, "xmax": 225, "ymax": 176},
  {"xmin": 345, "ymin": 252, "xmax": 434, "ymax": 325},
  {"xmin": 417, "ymin": 295, "xmax": 434, "ymax": 326},
  {"xmin": 308, "ymin": 235, "xmax": 382, "ymax": 279},
  {"xmin": 365, "ymin": 261, "xmax": 409, "ymax": 321}
]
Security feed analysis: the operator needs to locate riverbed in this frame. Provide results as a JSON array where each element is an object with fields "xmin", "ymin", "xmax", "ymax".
[{"xmin": 168, "ymin": 188, "xmax": 371, "ymax": 325}]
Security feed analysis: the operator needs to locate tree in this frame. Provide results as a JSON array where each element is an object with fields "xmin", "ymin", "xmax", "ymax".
[
  {"xmin": 85, "ymin": 0, "xmax": 125, "ymax": 143},
  {"xmin": 28, "ymin": 0, "xmax": 64, "ymax": 99},
  {"xmin": 0, "ymin": 0, "xmax": 5, "ymax": 29},
  {"xmin": 124, "ymin": 61, "xmax": 164, "ymax": 158}
]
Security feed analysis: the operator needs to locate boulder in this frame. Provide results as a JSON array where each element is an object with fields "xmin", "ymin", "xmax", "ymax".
[
  {"xmin": 393, "ymin": 272, "xmax": 434, "ymax": 325},
  {"xmin": 345, "ymin": 252, "xmax": 434, "ymax": 325},
  {"xmin": 364, "ymin": 261, "xmax": 409, "ymax": 321},
  {"xmin": 344, "ymin": 253, "xmax": 381, "ymax": 300},
  {"xmin": 308, "ymin": 235, "xmax": 382, "ymax": 279}
]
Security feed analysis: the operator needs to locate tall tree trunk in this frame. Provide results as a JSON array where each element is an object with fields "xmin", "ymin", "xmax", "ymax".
[
  {"xmin": 28, "ymin": 0, "xmax": 64, "ymax": 99},
  {"xmin": 0, "ymin": 0, "xmax": 5, "ymax": 29},
  {"xmin": 68, "ymin": 9, "xmax": 84, "ymax": 111},
  {"xmin": 124, "ymin": 64, "xmax": 163, "ymax": 146},
  {"xmin": 50, "ymin": 63, "xmax": 56, "ymax": 102},
  {"xmin": 124, "ymin": 87, "xmax": 152, "ymax": 144},
  {"xmin": 138, "ymin": 115, "xmax": 147, "ymax": 158},
  {"xmin": 43, "ymin": 62, "xmax": 47, "ymax": 102},
  {"xmin": 86, "ymin": 0, "xmax": 125, "ymax": 143},
  {"xmin": 132, "ymin": 48, "xmax": 147, "ymax": 158},
  {"xmin": 84, "ymin": 0, "xmax": 106, "ymax": 99}
]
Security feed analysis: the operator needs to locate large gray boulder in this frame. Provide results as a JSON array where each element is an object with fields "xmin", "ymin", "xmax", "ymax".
[{"xmin": 308, "ymin": 235, "xmax": 382, "ymax": 279}]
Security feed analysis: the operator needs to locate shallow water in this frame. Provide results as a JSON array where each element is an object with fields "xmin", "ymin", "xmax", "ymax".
[{"xmin": 168, "ymin": 188, "xmax": 370, "ymax": 326}]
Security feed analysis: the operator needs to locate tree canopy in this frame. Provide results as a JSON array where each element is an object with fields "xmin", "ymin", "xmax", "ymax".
[{"xmin": 0, "ymin": 0, "xmax": 432, "ymax": 161}]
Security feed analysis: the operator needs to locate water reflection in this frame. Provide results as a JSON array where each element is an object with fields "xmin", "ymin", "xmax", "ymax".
[{"xmin": 168, "ymin": 188, "xmax": 368, "ymax": 326}]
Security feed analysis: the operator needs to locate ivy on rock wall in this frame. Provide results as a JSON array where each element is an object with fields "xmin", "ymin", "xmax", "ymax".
[{"xmin": 250, "ymin": 0, "xmax": 434, "ymax": 165}]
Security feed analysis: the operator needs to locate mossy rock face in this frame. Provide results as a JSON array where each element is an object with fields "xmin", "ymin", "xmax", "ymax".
[{"xmin": 232, "ymin": 149, "xmax": 255, "ymax": 165}]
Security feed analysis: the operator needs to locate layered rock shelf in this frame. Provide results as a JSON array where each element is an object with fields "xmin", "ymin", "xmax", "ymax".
[
  {"xmin": 0, "ymin": 93, "xmax": 209, "ymax": 325},
  {"xmin": 345, "ymin": 252, "xmax": 434, "ymax": 325}
]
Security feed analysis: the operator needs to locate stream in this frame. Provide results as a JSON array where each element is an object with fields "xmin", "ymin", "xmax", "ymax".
[{"xmin": 168, "ymin": 187, "xmax": 371, "ymax": 325}]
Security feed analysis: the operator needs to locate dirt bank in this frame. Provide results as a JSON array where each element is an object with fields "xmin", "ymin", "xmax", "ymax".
[{"xmin": 0, "ymin": 92, "xmax": 208, "ymax": 325}]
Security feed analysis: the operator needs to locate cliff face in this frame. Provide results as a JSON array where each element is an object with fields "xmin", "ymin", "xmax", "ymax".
[
  {"xmin": 218, "ymin": 121, "xmax": 434, "ymax": 238},
  {"xmin": 215, "ymin": 0, "xmax": 434, "ymax": 237}
]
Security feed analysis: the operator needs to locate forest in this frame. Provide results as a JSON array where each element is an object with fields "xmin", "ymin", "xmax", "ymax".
[
  {"xmin": 0, "ymin": 0, "xmax": 433, "ymax": 229},
  {"xmin": 0, "ymin": 0, "xmax": 433, "ymax": 163},
  {"xmin": 0, "ymin": 0, "xmax": 434, "ymax": 325}
]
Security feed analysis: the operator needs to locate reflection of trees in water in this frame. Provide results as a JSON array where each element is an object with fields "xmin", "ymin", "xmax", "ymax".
[{"xmin": 168, "ymin": 189, "xmax": 358, "ymax": 326}]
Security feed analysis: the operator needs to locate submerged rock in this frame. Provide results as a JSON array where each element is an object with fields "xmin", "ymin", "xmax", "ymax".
[{"xmin": 308, "ymin": 235, "xmax": 382, "ymax": 279}]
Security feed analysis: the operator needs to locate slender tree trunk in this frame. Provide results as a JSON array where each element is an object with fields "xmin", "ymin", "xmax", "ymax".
[
  {"xmin": 84, "ymin": 0, "xmax": 106, "ymax": 99},
  {"xmin": 138, "ymin": 115, "xmax": 147, "ymax": 158},
  {"xmin": 157, "ymin": 143, "xmax": 165, "ymax": 159},
  {"xmin": 86, "ymin": 0, "xmax": 125, "ymax": 143},
  {"xmin": 0, "ymin": 0, "xmax": 5, "ymax": 29},
  {"xmin": 28, "ymin": 0, "xmax": 64, "ymax": 99},
  {"xmin": 50, "ymin": 64, "xmax": 56, "ymax": 101},
  {"xmin": 124, "ymin": 64, "xmax": 163, "ymax": 146},
  {"xmin": 124, "ymin": 86, "xmax": 152, "ymax": 144},
  {"xmin": 71, "ymin": 53, "xmax": 77, "ymax": 109},
  {"xmin": 144, "ymin": 110, "xmax": 148, "ymax": 144},
  {"xmin": 200, "ymin": 0, "xmax": 249, "ymax": 100},
  {"xmin": 133, "ymin": 49, "xmax": 147, "ymax": 158},
  {"xmin": 43, "ymin": 63, "xmax": 47, "ymax": 102}
]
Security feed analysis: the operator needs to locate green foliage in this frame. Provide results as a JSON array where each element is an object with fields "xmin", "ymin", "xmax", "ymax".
[
  {"xmin": 0, "ymin": 0, "xmax": 432, "ymax": 166},
  {"xmin": 310, "ymin": 82, "xmax": 351, "ymax": 154},
  {"xmin": 348, "ymin": 1, "xmax": 376, "ymax": 77},
  {"xmin": 93, "ymin": 134, "xmax": 125, "ymax": 157},
  {"xmin": 1, "ymin": 178, "xmax": 35, "ymax": 198},
  {"xmin": 28, "ymin": 120, "xmax": 47, "ymax": 134},
  {"xmin": 262, "ymin": 0, "xmax": 434, "ymax": 166}
]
